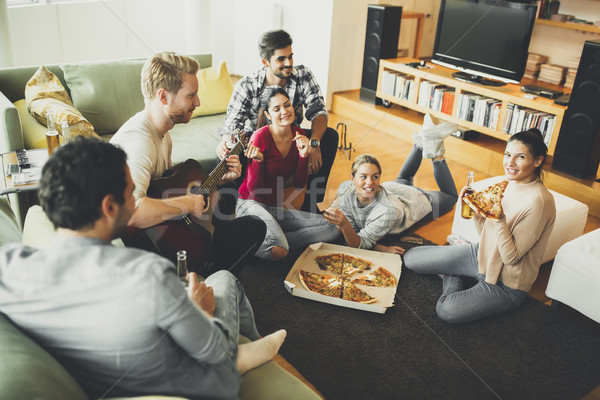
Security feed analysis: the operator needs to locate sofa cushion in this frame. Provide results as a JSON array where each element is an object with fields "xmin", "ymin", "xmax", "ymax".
[
  {"xmin": 62, "ymin": 60, "xmax": 146, "ymax": 135},
  {"xmin": 0, "ymin": 313, "xmax": 88, "ymax": 400},
  {"xmin": 170, "ymin": 113, "xmax": 224, "ymax": 172},
  {"xmin": 192, "ymin": 62, "xmax": 234, "ymax": 118},
  {"xmin": 0, "ymin": 197, "xmax": 21, "ymax": 246},
  {"xmin": 14, "ymin": 99, "xmax": 47, "ymax": 149},
  {"xmin": 24, "ymin": 66, "xmax": 98, "ymax": 140}
]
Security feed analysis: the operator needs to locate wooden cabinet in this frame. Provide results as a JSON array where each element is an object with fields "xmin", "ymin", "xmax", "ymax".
[{"xmin": 376, "ymin": 58, "xmax": 569, "ymax": 156}]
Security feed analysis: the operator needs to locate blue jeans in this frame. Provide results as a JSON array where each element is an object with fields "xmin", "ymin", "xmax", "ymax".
[
  {"xmin": 236, "ymin": 198, "xmax": 340, "ymax": 260},
  {"xmin": 403, "ymin": 243, "xmax": 527, "ymax": 324},
  {"xmin": 396, "ymin": 145, "xmax": 458, "ymax": 219},
  {"xmin": 205, "ymin": 270, "xmax": 260, "ymax": 359}
]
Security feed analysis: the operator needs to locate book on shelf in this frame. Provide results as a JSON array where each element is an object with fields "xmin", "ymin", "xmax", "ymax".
[
  {"xmin": 538, "ymin": 63, "xmax": 567, "ymax": 86},
  {"xmin": 381, "ymin": 70, "xmax": 397, "ymax": 96},
  {"xmin": 504, "ymin": 102, "xmax": 556, "ymax": 140},
  {"xmin": 524, "ymin": 53, "xmax": 549, "ymax": 80}
]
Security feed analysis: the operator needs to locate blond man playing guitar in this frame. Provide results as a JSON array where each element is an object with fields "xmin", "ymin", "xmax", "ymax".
[{"xmin": 111, "ymin": 52, "xmax": 266, "ymax": 276}]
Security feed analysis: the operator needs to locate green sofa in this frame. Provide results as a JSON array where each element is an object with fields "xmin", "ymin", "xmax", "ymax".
[
  {"xmin": 0, "ymin": 54, "xmax": 226, "ymax": 224},
  {"xmin": 0, "ymin": 198, "xmax": 320, "ymax": 400}
]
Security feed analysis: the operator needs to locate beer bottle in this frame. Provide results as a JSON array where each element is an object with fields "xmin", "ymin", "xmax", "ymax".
[
  {"xmin": 176, "ymin": 250, "xmax": 188, "ymax": 282},
  {"xmin": 61, "ymin": 121, "xmax": 71, "ymax": 145},
  {"xmin": 461, "ymin": 171, "xmax": 475, "ymax": 219},
  {"xmin": 45, "ymin": 110, "xmax": 60, "ymax": 155}
]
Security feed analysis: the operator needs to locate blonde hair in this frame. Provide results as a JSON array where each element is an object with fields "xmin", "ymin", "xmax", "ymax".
[
  {"xmin": 351, "ymin": 154, "xmax": 382, "ymax": 176},
  {"xmin": 141, "ymin": 52, "xmax": 199, "ymax": 100}
]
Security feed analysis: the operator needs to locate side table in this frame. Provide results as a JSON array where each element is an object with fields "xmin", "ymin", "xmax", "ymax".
[{"xmin": 0, "ymin": 149, "xmax": 48, "ymax": 195}]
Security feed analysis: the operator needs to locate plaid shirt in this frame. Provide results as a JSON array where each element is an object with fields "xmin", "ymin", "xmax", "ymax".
[{"xmin": 224, "ymin": 65, "xmax": 328, "ymax": 134}]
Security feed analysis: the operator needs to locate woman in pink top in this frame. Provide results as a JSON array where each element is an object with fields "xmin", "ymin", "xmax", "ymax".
[
  {"xmin": 235, "ymin": 86, "xmax": 338, "ymax": 261},
  {"xmin": 404, "ymin": 129, "xmax": 556, "ymax": 324}
]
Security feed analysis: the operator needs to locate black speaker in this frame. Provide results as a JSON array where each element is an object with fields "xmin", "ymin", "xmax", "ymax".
[
  {"xmin": 552, "ymin": 40, "xmax": 600, "ymax": 178},
  {"xmin": 359, "ymin": 5, "xmax": 402, "ymax": 104}
]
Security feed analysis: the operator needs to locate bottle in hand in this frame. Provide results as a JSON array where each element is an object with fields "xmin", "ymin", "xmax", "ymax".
[
  {"xmin": 461, "ymin": 171, "xmax": 475, "ymax": 219},
  {"xmin": 176, "ymin": 250, "xmax": 188, "ymax": 283}
]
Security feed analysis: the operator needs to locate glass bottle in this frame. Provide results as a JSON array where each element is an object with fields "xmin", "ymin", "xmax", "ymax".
[
  {"xmin": 461, "ymin": 171, "xmax": 475, "ymax": 219},
  {"xmin": 176, "ymin": 250, "xmax": 188, "ymax": 282},
  {"xmin": 45, "ymin": 110, "xmax": 60, "ymax": 155},
  {"xmin": 61, "ymin": 121, "xmax": 71, "ymax": 145}
]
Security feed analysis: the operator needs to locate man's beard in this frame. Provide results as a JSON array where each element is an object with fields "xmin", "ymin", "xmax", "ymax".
[
  {"xmin": 169, "ymin": 107, "xmax": 193, "ymax": 124},
  {"xmin": 273, "ymin": 68, "xmax": 292, "ymax": 80}
]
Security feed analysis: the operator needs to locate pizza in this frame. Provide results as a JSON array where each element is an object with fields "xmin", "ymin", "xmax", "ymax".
[
  {"xmin": 316, "ymin": 253, "xmax": 373, "ymax": 276},
  {"xmin": 351, "ymin": 267, "xmax": 397, "ymax": 287},
  {"xmin": 299, "ymin": 253, "xmax": 398, "ymax": 304},
  {"xmin": 463, "ymin": 180, "xmax": 508, "ymax": 220},
  {"xmin": 299, "ymin": 270, "xmax": 376, "ymax": 304}
]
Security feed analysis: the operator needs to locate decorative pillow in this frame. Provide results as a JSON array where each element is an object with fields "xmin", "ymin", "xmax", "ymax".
[
  {"xmin": 24, "ymin": 66, "xmax": 98, "ymax": 139},
  {"xmin": 191, "ymin": 61, "xmax": 234, "ymax": 118},
  {"xmin": 62, "ymin": 60, "xmax": 146, "ymax": 135},
  {"xmin": 13, "ymin": 99, "xmax": 47, "ymax": 149}
]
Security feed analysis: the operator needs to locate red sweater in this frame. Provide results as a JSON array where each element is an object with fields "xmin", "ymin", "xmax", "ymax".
[{"xmin": 238, "ymin": 125, "xmax": 309, "ymax": 206}]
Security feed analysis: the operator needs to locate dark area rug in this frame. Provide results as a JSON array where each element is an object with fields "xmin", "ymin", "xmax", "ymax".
[{"xmin": 238, "ymin": 235, "xmax": 600, "ymax": 400}]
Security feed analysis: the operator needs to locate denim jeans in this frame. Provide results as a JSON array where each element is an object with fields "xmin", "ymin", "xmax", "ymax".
[
  {"xmin": 395, "ymin": 145, "xmax": 458, "ymax": 219},
  {"xmin": 236, "ymin": 198, "xmax": 340, "ymax": 260},
  {"xmin": 403, "ymin": 243, "xmax": 527, "ymax": 324},
  {"xmin": 205, "ymin": 270, "xmax": 260, "ymax": 359}
]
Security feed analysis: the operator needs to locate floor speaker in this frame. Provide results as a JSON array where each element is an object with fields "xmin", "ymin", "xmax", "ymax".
[
  {"xmin": 552, "ymin": 40, "xmax": 600, "ymax": 178},
  {"xmin": 359, "ymin": 5, "xmax": 402, "ymax": 105}
]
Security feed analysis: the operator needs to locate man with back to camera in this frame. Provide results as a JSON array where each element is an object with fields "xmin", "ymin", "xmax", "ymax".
[
  {"xmin": 0, "ymin": 137, "xmax": 286, "ymax": 399},
  {"xmin": 218, "ymin": 29, "xmax": 339, "ymax": 213},
  {"xmin": 110, "ymin": 52, "xmax": 265, "ymax": 277}
]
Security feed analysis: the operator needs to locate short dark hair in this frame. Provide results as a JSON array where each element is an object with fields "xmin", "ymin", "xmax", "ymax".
[
  {"xmin": 39, "ymin": 136, "xmax": 128, "ymax": 230},
  {"xmin": 508, "ymin": 128, "xmax": 548, "ymax": 180},
  {"xmin": 258, "ymin": 29, "xmax": 293, "ymax": 60}
]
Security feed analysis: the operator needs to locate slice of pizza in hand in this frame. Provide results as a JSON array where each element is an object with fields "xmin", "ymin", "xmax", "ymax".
[
  {"xmin": 463, "ymin": 180, "xmax": 508, "ymax": 220},
  {"xmin": 351, "ymin": 267, "xmax": 398, "ymax": 287}
]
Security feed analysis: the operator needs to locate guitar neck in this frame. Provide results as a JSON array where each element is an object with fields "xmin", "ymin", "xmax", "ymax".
[{"xmin": 195, "ymin": 140, "xmax": 244, "ymax": 195}]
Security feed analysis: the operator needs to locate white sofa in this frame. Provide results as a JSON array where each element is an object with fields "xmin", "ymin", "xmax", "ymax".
[
  {"xmin": 545, "ymin": 228, "xmax": 600, "ymax": 323},
  {"xmin": 451, "ymin": 175, "xmax": 589, "ymax": 264}
]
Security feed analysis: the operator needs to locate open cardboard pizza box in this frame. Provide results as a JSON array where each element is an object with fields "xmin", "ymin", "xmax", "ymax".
[{"xmin": 284, "ymin": 242, "xmax": 402, "ymax": 314}]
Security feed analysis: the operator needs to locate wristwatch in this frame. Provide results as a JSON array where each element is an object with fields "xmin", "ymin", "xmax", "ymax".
[{"xmin": 310, "ymin": 138, "xmax": 320, "ymax": 148}]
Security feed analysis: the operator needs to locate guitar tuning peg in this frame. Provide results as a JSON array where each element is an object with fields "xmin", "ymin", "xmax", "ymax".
[{"xmin": 226, "ymin": 131, "xmax": 239, "ymax": 150}]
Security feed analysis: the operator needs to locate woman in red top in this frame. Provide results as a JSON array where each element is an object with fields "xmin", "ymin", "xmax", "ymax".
[{"xmin": 236, "ymin": 86, "xmax": 338, "ymax": 261}]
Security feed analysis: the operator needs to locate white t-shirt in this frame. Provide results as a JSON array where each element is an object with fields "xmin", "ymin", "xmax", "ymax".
[{"xmin": 110, "ymin": 112, "xmax": 172, "ymax": 204}]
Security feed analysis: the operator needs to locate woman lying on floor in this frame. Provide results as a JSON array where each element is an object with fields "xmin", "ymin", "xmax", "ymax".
[
  {"xmin": 323, "ymin": 114, "xmax": 459, "ymax": 254},
  {"xmin": 403, "ymin": 128, "xmax": 556, "ymax": 324}
]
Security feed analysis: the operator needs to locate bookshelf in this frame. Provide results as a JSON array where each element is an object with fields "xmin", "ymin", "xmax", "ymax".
[
  {"xmin": 376, "ymin": 58, "xmax": 569, "ymax": 156},
  {"xmin": 535, "ymin": 18, "xmax": 600, "ymax": 34}
]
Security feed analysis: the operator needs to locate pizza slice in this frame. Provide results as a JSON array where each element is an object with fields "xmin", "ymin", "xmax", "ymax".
[
  {"xmin": 315, "ymin": 253, "xmax": 344, "ymax": 275},
  {"xmin": 463, "ymin": 180, "xmax": 508, "ymax": 220},
  {"xmin": 351, "ymin": 267, "xmax": 398, "ymax": 287},
  {"xmin": 341, "ymin": 255, "xmax": 374, "ymax": 276},
  {"xmin": 341, "ymin": 281, "xmax": 377, "ymax": 304},
  {"xmin": 299, "ymin": 270, "xmax": 342, "ymax": 298}
]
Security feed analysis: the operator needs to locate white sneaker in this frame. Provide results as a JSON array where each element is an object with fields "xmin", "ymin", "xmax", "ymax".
[{"xmin": 419, "ymin": 114, "xmax": 459, "ymax": 158}]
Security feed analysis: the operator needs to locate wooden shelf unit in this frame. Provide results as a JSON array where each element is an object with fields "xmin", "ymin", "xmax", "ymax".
[
  {"xmin": 535, "ymin": 18, "xmax": 600, "ymax": 34},
  {"xmin": 376, "ymin": 58, "xmax": 568, "ymax": 156}
]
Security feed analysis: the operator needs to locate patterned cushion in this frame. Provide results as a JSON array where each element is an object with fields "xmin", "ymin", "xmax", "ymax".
[{"xmin": 24, "ymin": 66, "xmax": 98, "ymax": 139}]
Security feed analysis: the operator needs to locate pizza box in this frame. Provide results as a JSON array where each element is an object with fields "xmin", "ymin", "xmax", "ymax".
[{"xmin": 284, "ymin": 242, "xmax": 402, "ymax": 314}]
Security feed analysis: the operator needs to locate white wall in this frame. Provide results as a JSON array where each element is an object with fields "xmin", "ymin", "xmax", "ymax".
[{"xmin": 5, "ymin": 0, "xmax": 334, "ymax": 106}]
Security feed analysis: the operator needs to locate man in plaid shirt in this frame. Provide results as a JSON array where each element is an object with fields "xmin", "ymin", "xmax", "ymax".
[{"xmin": 218, "ymin": 29, "xmax": 338, "ymax": 213}]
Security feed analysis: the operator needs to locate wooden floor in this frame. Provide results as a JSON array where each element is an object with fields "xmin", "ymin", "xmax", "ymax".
[{"xmin": 277, "ymin": 92, "xmax": 600, "ymax": 399}]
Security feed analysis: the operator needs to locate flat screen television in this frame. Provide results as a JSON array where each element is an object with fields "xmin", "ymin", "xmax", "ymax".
[{"xmin": 431, "ymin": 0, "xmax": 538, "ymax": 86}]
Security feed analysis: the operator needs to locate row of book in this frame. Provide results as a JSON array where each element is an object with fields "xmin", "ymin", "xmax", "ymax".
[
  {"xmin": 417, "ymin": 81, "xmax": 455, "ymax": 115},
  {"xmin": 456, "ymin": 93, "xmax": 501, "ymax": 130},
  {"xmin": 564, "ymin": 56, "xmax": 580, "ymax": 89},
  {"xmin": 502, "ymin": 103, "xmax": 556, "ymax": 145},
  {"xmin": 380, "ymin": 70, "xmax": 416, "ymax": 101}
]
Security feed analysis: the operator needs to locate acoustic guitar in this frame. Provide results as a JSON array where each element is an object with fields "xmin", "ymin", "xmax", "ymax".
[{"xmin": 121, "ymin": 132, "xmax": 248, "ymax": 272}]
